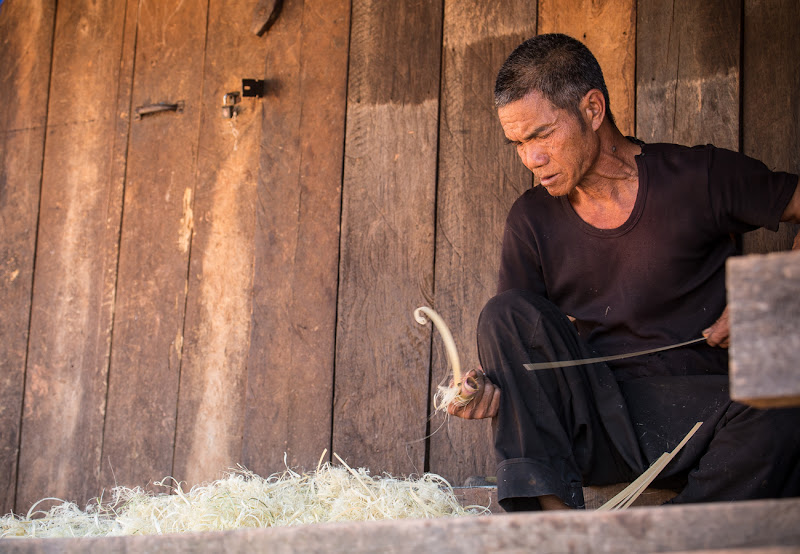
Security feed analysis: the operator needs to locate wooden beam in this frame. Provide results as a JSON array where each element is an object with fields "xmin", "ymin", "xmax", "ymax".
[
  {"xmin": 741, "ymin": 0, "xmax": 800, "ymax": 254},
  {"xmin": 100, "ymin": 0, "xmax": 209, "ymax": 492},
  {"xmin": 15, "ymin": 0, "xmax": 132, "ymax": 510},
  {"xmin": 538, "ymin": 0, "xmax": 636, "ymax": 136},
  {"xmin": 332, "ymin": 0, "xmax": 443, "ymax": 475},
  {"xmin": 728, "ymin": 251, "xmax": 800, "ymax": 408},
  {"xmin": 636, "ymin": 0, "xmax": 740, "ymax": 149},
  {"xmin": 0, "ymin": 0, "xmax": 56, "ymax": 515},
  {"xmin": 427, "ymin": 0, "xmax": 537, "ymax": 486},
  {"xmin": 3, "ymin": 499, "xmax": 800, "ymax": 553},
  {"xmin": 240, "ymin": 0, "xmax": 350, "ymax": 477}
]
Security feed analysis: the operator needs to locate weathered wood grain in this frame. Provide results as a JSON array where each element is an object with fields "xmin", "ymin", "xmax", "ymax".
[
  {"xmin": 171, "ymin": 0, "xmax": 267, "ymax": 486},
  {"xmin": 101, "ymin": 0, "xmax": 209, "ymax": 491},
  {"xmin": 240, "ymin": 0, "xmax": 350, "ymax": 477},
  {"xmin": 427, "ymin": 0, "xmax": 537, "ymax": 486},
  {"xmin": 0, "ymin": 0, "xmax": 56, "ymax": 515},
  {"xmin": 538, "ymin": 0, "xmax": 636, "ymax": 136},
  {"xmin": 741, "ymin": 0, "xmax": 800, "ymax": 255},
  {"xmin": 636, "ymin": 0, "xmax": 740, "ymax": 149},
  {"xmin": 15, "ymin": 0, "xmax": 131, "ymax": 510},
  {"xmin": 332, "ymin": 0, "xmax": 443, "ymax": 475},
  {"xmin": 728, "ymin": 251, "xmax": 800, "ymax": 407}
]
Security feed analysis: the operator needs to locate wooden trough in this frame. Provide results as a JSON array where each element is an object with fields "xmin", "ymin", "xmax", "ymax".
[{"xmin": 3, "ymin": 499, "xmax": 799, "ymax": 553}]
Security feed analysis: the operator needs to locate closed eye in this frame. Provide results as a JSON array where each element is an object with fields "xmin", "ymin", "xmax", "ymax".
[{"xmin": 504, "ymin": 129, "xmax": 552, "ymax": 148}]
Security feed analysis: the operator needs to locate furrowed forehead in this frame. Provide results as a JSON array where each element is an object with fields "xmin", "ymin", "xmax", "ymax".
[{"xmin": 497, "ymin": 91, "xmax": 561, "ymax": 138}]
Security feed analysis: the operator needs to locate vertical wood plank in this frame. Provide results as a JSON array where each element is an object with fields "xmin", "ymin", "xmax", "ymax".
[
  {"xmin": 171, "ymin": 0, "xmax": 267, "ymax": 485},
  {"xmin": 333, "ymin": 0, "xmax": 443, "ymax": 475},
  {"xmin": 428, "ymin": 0, "xmax": 537, "ymax": 486},
  {"xmin": 538, "ymin": 0, "xmax": 637, "ymax": 136},
  {"xmin": 101, "ymin": 0, "xmax": 209, "ymax": 491},
  {"xmin": 636, "ymin": 0, "xmax": 740, "ymax": 149},
  {"xmin": 15, "ymin": 0, "xmax": 133, "ymax": 510},
  {"xmin": 0, "ymin": 0, "xmax": 56, "ymax": 514},
  {"xmin": 241, "ymin": 0, "xmax": 350, "ymax": 475},
  {"xmin": 741, "ymin": 0, "xmax": 800, "ymax": 254}
]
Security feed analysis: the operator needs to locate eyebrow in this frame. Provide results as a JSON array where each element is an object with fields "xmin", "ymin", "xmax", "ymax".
[{"xmin": 505, "ymin": 123, "xmax": 553, "ymax": 145}]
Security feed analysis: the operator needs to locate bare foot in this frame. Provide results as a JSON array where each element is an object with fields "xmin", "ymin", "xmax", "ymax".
[{"xmin": 539, "ymin": 494, "xmax": 571, "ymax": 510}]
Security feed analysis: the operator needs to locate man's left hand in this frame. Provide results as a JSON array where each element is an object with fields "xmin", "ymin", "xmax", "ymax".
[
  {"xmin": 703, "ymin": 306, "xmax": 730, "ymax": 348},
  {"xmin": 705, "ymin": 231, "xmax": 797, "ymax": 349},
  {"xmin": 447, "ymin": 369, "xmax": 501, "ymax": 419}
]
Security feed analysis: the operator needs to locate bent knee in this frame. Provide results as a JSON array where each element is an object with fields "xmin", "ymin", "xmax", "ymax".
[
  {"xmin": 478, "ymin": 290, "xmax": 554, "ymax": 348},
  {"xmin": 478, "ymin": 289, "xmax": 553, "ymax": 332}
]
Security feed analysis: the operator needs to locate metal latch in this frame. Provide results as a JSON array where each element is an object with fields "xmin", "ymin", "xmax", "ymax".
[
  {"xmin": 222, "ymin": 91, "xmax": 240, "ymax": 119},
  {"xmin": 134, "ymin": 101, "xmax": 184, "ymax": 120},
  {"xmin": 242, "ymin": 79, "xmax": 265, "ymax": 98},
  {"xmin": 221, "ymin": 79, "xmax": 267, "ymax": 118}
]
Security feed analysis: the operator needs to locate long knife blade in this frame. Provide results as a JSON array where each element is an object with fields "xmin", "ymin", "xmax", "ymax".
[{"xmin": 523, "ymin": 336, "xmax": 707, "ymax": 371}]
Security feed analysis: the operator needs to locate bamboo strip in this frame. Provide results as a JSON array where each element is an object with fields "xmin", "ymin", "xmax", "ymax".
[{"xmin": 597, "ymin": 421, "xmax": 703, "ymax": 511}]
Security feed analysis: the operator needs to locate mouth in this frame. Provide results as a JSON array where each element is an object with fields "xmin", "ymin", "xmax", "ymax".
[{"xmin": 540, "ymin": 174, "xmax": 558, "ymax": 187}]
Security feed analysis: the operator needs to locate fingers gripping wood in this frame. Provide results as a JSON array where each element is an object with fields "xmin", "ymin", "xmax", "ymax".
[{"xmin": 414, "ymin": 307, "xmax": 499, "ymax": 418}]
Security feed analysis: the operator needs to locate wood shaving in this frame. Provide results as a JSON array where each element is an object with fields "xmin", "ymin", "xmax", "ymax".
[{"xmin": 1, "ymin": 460, "xmax": 487, "ymax": 539}]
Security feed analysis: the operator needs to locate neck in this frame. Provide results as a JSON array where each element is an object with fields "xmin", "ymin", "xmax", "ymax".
[
  {"xmin": 569, "ymin": 124, "xmax": 641, "ymax": 228},
  {"xmin": 579, "ymin": 125, "xmax": 640, "ymax": 190}
]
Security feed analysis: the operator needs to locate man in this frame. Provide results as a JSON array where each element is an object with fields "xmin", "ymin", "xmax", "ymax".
[{"xmin": 449, "ymin": 33, "xmax": 800, "ymax": 512}]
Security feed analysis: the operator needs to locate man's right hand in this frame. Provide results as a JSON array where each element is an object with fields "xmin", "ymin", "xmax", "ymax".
[
  {"xmin": 447, "ymin": 368, "xmax": 501, "ymax": 419},
  {"xmin": 703, "ymin": 305, "xmax": 730, "ymax": 348}
]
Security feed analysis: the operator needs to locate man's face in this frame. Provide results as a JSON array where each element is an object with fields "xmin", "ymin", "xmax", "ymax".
[{"xmin": 498, "ymin": 90, "xmax": 598, "ymax": 197}]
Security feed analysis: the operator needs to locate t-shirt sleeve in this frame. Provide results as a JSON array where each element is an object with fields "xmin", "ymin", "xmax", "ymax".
[
  {"xmin": 708, "ymin": 146, "xmax": 798, "ymax": 233},
  {"xmin": 497, "ymin": 204, "xmax": 548, "ymax": 296}
]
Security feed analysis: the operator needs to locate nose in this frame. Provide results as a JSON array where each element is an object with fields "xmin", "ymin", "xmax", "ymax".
[{"xmin": 519, "ymin": 142, "xmax": 548, "ymax": 171}]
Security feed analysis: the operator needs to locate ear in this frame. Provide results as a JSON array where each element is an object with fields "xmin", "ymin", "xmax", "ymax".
[{"xmin": 580, "ymin": 89, "xmax": 606, "ymax": 131}]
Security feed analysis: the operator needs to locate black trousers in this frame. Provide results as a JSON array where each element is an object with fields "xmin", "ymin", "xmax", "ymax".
[{"xmin": 478, "ymin": 289, "xmax": 800, "ymax": 511}]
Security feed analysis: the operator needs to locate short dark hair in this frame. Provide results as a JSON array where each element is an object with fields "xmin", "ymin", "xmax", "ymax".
[{"xmin": 494, "ymin": 33, "xmax": 615, "ymax": 127}]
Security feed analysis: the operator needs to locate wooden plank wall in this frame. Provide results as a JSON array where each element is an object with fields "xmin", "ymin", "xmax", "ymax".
[
  {"xmin": 172, "ymin": 0, "xmax": 267, "ymax": 486},
  {"xmin": 0, "ymin": 0, "xmax": 798, "ymax": 513},
  {"xmin": 101, "ymin": 0, "xmax": 210, "ymax": 494},
  {"xmin": 427, "ymin": 0, "xmax": 537, "ymax": 488},
  {"xmin": 16, "ymin": 0, "xmax": 132, "ymax": 510},
  {"xmin": 539, "ymin": 0, "xmax": 636, "ymax": 136},
  {"xmin": 0, "ymin": 1, "xmax": 56, "ymax": 515},
  {"xmin": 332, "ymin": 0, "xmax": 443, "ymax": 477},
  {"xmin": 741, "ymin": 0, "xmax": 800, "ymax": 252},
  {"xmin": 241, "ymin": 0, "xmax": 350, "ymax": 477}
]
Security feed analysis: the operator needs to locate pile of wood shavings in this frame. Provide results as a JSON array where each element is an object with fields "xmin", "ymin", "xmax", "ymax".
[{"xmin": 1, "ymin": 461, "xmax": 486, "ymax": 539}]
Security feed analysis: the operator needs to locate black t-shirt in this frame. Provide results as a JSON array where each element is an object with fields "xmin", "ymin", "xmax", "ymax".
[{"xmin": 498, "ymin": 143, "xmax": 798, "ymax": 380}]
